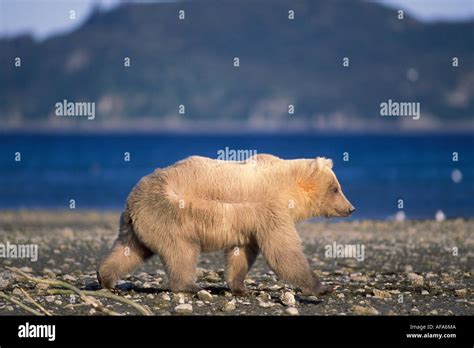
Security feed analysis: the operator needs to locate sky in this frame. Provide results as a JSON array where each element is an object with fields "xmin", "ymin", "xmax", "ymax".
[{"xmin": 0, "ymin": 0, "xmax": 473, "ymax": 40}]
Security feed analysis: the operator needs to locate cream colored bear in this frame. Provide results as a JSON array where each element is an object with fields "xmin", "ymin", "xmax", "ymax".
[{"xmin": 98, "ymin": 154, "xmax": 355, "ymax": 295}]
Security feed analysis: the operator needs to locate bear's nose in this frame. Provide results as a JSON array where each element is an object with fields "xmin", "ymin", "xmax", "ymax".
[{"xmin": 349, "ymin": 206, "xmax": 356, "ymax": 214}]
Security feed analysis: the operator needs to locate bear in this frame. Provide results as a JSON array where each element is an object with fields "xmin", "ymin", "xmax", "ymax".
[{"xmin": 97, "ymin": 154, "xmax": 355, "ymax": 295}]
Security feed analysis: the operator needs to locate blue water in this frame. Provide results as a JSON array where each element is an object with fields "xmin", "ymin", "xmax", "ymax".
[{"xmin": 0, "ymin": 133, "xmax": 472, "ymax": 219}]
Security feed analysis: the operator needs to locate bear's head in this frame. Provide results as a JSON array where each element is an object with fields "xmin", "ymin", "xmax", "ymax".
[{"xmin": 307, "ymin": 157, "xmax": 355, "ymax": 218}]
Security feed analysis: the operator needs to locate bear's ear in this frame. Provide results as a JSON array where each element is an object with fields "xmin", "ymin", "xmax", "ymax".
[{"xmin": 311, "ymin": 157, "xmax": 333, "ymax": 172}]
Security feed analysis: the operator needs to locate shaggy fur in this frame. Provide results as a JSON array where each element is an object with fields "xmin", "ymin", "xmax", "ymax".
[{"xmin": 98, "ymin": 154, "xmax": 355, "ymax": 295}]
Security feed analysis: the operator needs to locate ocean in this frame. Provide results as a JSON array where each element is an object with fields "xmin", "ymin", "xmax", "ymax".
[{"xmin": 0, "ymin": 133, "xmax": 472, "ymax": 220}]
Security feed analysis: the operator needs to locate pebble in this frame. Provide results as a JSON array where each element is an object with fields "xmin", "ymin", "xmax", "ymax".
[
  {"xmin": 142, "ymin": 281, "xmax": 161, "ymax": 288},
  {"xmin": 174, "ymin": 303, "xmax": 193, "ymax": 314},
  {"xmin": 0, "ymin": 274, "xmax": 10, "ymax": 290},
  {"xmin": 205, "ymin": 271, "xmax": 220, "ymax": 282},
  {"xmin": 286, "ymin": 307, "xmax": 299, "ymax": 316},
  {"xmin": 160, "ymin": 293, "xmax": 171, "ymax": 301},
  {"xmin": 350, "ymin": 273, "xmax": 368, "ymax": 282},
  {"xmin": 337, "ymin": 293, "xmax": 345, "ymax": 299},
  {"xmin": 421, "ymin": 290, "xmax": 429, "ymax": 295},
  {"xmin": 35, "ymin": 283, "xmax": 50, "ymax": 290},
  {"xmin": 280, "ymin": 291, "xmax": 296, "ymax": 306},
  {"xmin": 441, "ymin": 273, "xmax": 455, "ymax": 285},
  {"xmin": 12, "ymin": 288, "xmax": 22, "ymax": 296},
  {"xmin": 223, "ymin": 299, "xmax": 236, "ymax": 312},
  {"xmin": 407, "ymin": 273, "xmax": 424, "ymax": 286},
  {"xmin": 429, "ymin": 309, "xmax": 438, "ymax": 315},
  {"xmin": 173, "ymin": 293, "xmax": 186, "ymax": 304},
  {"xmin": 454, "ymin": 289, "xmax": 467, "ymax": 298},
  {"xmin": 63, "ymin": 275, "xmax": 77, "ymax": 282},
  {"xmin": 372, "ymin": 289, "xmax": 391, "ymax": 299},
  {"xmin": 258, "ymin": 301, "xmax": 274, "ymax": 308},
  {"xmin": 197, "ymin": 290, "xmax": 213, "ymax": 302},
  {"xmin": 257, "ymin": 292, "xmax": 271, "ymax": 302},
  {"xmin": 351, "ymin": 305, "xmax": 379, "ymax": 315}
]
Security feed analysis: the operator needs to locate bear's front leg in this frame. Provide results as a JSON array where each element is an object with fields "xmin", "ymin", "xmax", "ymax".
[
  {"xmin": 224, "ymin": 241, "xmax": 259, "ymax": 295},
  {"xmin": 256, "ymin": 223, "xmax": 332, "ymax": 296}
]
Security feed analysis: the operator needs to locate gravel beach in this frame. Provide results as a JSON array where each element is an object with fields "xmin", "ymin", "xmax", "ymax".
[{"xmin": 0, "ymin": 211, "xmax": 472, "ymax": 316}]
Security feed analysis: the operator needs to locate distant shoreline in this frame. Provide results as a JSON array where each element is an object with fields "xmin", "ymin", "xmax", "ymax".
[{"xmin": 1, "ymin": 120, "xmax": 474, "ymax": 135}]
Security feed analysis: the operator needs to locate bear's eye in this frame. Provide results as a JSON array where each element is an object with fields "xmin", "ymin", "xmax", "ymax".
[{"xmin": 332, "ymin": 187, "xmax": 338, "ymax": 194}]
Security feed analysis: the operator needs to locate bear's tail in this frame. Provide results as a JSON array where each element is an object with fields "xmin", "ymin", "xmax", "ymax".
[{"xmin": 97, "ymin": 210, "xmax": 153, "ymax": 289}]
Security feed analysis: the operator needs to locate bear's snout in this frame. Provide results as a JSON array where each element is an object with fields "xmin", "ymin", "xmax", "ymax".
[{"xmin": 348, "ymin": 205, "xmax": 356, "ymax": 215}]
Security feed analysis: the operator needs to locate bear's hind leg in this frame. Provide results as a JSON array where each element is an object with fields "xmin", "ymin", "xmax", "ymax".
[
  {"xmin": 225, "ymin": 242, "xmax": 259, "ymax": 295},
  {"xmin": 97, "ymin": 214, "xmax": 153, "ymax": 289},
  {"xmin": 159, "ymin": 241, "xmax": 201, "ymax": 293}
]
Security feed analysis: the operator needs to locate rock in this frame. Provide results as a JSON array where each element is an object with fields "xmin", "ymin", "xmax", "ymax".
[
  {"xmin": 0, "ymin": 271, "xmax": 11, "ymax": 290},
  {"xmin": 12, "ymin": 288, "xmax": 22, "ymax": 296},
  {"xmin": 173, "ymin": 293, "xmax": 186, "ymax": 304},
  {"xmin": 160, "ymin": 293, "xmax": 171, "ymax": 301},
  {"xmin": 223, "ymin": 299, "xmax": 236, "ymax": 312},
  {"xmin": 350, "ymin": 273, "xmax": 368, "ymax": 282},
  {"xmin": 257, "ymin": 292, "xmax": 271, "ymax": 302},
  {"xmin": 35, "ymin": 283, "xmax": 50, "ymax": 290},
  {"xmin": 372, "ymin": 289, "xmax": 391, "ymax": 299},
  {"xmin": 454, "ymin": 289, "xmax": 467, "ymax": 298},
  {"xmin": 197, "ymin": 290, "xmax": 213, "ymax": 302},
  {"xmin": 223, "ymin": 291, "xmax": 233, "ymax": 298},
  {"xmin": 142, "ymin": 281, "xmax": 161, "ymax": 288},
  {"xmin": 337, "ymin": 293, "xmax": 345, "ymax": 299},
  {"xmin": 89, "ymin": 308, "xmax": 96, "ymax": 315},
  {"xmin": 441, "ymin": 273, "xmax": 455, "ymax": 285},
  {"xmin": 404, "ymin": 265, "xmax": 413, "ymax": 273},
  {"xmin": 280, "ymin": 291, "xmax": 296, "ymax": 306},
  {"xmin": 45, "ymin": 295, "xmax": 56, "ymax": 303},
  {"xmin": 407, "ymin": 273, "xmax": 424, "ymax": 286},
  {"xmin": 421, "ymin": 290, "xmax": 429, "ymax": 295},
  {"xmin": 351, "ymin": 305, "xmax": 379, "ymax": 315},
  {"xmin": 258, "ymin": 301, "xmax": 274, "ymax": 308},
  {"xmin": 0, "ymin": 278, "xmax": 9, "ymax": 290},
  {"xmin": 286, "ymin": 307, "xmax": 299, "ymax": 316},
  {"xmin": 244, "ymin": 279, "xmax": 256, "ymax": 285},
  {"xmin": 429, "ymin": 309, "xmax": 438, "ymax": 315},
  {"xmin": 435, "ymin": 210, "xmax": 446, "ymax": 222},
  {"xmin": 63, "ymin": 274, "xmax": 77, "ymax": 282},
  {"xmin": 205, "ymin": 271, "xmax": 220, "ymax": 282},
  {"xmin": 6, "ymin": 306, "xmax": 14, "ymax": 312},
  {"xmin": 195, "ymin": 267, "xmax": 206, "ymax": 278},
  {"xmin": 54, "ymin": 300, "xmax": 62, "ymax": 305},
  {"xmin": 174, "ymin": 303, "xmax": 193, "ymax": 314}
]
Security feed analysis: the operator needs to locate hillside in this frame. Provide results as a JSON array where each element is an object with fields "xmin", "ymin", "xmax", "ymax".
[{"xmin": 1, "ymin": 0, "xmax": 473, "ymax": 132}]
